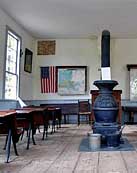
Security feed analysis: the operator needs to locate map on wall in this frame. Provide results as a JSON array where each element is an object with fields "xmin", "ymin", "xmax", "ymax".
[{"xmin": 57, "ymin": 66, "xmax": 87, "ymax": 95}]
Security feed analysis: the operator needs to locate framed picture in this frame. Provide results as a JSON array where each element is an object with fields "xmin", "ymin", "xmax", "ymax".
[
  {"xmin": 37, "ymin": 40, "xmax": 56, "ymax": 55},
  {"xmin": 24, "ymin": 48, "xmax": 33, "ymax": 73},
  {"xmin": 57, "ymin": 66, "xmax": 87, "ymax": 95}
]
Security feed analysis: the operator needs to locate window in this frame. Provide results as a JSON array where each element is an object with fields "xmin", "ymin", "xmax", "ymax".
[
  {"xmin": 4, "ymin": 28, "xmax": 21, "ymax": 99},
  {"xmin": 127, "ymin": 64, "xmax": 137, "ymax": 100}
]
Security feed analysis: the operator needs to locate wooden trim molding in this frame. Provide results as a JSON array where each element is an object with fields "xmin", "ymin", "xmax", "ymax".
[{"xmin": 127, "ymin": 64, "xmax": 137, "ymax": 71}]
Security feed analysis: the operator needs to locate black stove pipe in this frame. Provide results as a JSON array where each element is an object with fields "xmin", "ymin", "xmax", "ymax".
[{"xmin": 101, "ymin": 30, "xmax": 110, "ymax": 67}]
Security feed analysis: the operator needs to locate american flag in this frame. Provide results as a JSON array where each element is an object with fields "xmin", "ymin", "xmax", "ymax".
[{"xmin": 40, "ymin": 66, "xmax": 57, "ymax": 93}]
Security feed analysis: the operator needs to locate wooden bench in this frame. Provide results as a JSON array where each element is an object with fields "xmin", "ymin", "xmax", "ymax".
[{"xmin": 40, "ymin": 103, "xmax": 78, "ymax": 124}]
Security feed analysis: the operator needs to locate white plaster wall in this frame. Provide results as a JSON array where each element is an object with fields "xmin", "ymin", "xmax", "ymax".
[
  {"xmin": 0, "ymin": 8, "xmax": 34, "ymax": 100},
  {"xmin": 33, "ymin": 38, "xmax": 137, "ymax": 100},
  {"xmin": 33, "ymin": 39, "xmax": 100, "ymax": 100},
  {"xmin": 111, "ymin": 39, "xmax": 137, "ymax": 99},
  {"xmin": 0, "ymin": 24, "xmax": 6, "ymax": 98}
]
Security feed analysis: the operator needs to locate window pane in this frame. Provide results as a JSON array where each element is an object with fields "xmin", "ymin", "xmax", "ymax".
[
  {"xmin": 5, "ymin": 72, "xmax": 17, "ymax": 99},
  {"xmin": 7, "ymin": 34, "xmax": 17, "ymax": 51},
  {"xmin": 6, "ymin": 48, "xmax": 16, "ymax": 73}
]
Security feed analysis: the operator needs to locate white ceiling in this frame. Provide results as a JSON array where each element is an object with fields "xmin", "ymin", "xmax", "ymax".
[{"xmin": 0, "ymin": 0, "xmax": 137, "ymax": 39}]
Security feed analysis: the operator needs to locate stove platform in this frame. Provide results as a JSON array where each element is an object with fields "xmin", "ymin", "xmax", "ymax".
[{"xmin": 93, "ymin": 122, "xmax": 121, "ymax": 145}]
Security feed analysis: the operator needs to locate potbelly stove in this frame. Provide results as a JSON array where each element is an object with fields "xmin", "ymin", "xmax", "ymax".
[{"xmin": 92, "ymin": 30, "xmax": 122, "ymax": 147}]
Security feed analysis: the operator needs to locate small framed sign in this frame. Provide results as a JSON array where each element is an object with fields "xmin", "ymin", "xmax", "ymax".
[
  {"xmin": 24, "ymin": 48, "xmax": 33, "ymax": 73},
  {"xmin": 37, "ymin": 40, "xmax": 56, "ymax": 55}
]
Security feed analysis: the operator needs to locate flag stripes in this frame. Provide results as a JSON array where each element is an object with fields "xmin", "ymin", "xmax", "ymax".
[{"xmin": 40, "ymin": 66, "xmax": 57, "ymax": 93}]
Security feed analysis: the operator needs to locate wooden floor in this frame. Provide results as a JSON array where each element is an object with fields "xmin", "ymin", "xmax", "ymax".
[{"xmin": 1, "ymin": 124, "xmax": 137, "ymax": 173}]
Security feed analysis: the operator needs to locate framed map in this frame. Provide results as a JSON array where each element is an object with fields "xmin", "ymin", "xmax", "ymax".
[{"xmin": 57, "ymin": 66, "xmax": 87, "ymax": 95}]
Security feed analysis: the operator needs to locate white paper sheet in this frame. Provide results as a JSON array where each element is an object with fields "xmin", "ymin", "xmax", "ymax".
[{"xmin": 101, "ymin": 67, "xmax": 111, "ymax": 80}]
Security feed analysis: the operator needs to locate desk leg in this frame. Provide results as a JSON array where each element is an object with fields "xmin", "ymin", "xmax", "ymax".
[
  {"xmin": 27, "ymin": 123, "xmax": 31, "ymax": 150},
  {"xmin": 42, "ymin": 123, "xmax": 48, "ymax": 140},
  {"xmin": 6, "ymin": 129, "xmax": 12, "ymax": 163},
  {"xmin": 53, "ymin": 113, "xmax": 56, "ymax": 133},
  {"xmin": 12, "ymin": 136, "xmax": 18, "ymax": 156},
  {"xmin": 51, "ymin": 112, "xmax": 56, "ymax": 134},
  {"xmin": 32, "ymin": 128, "xmax": 36, "ymax": 145},
  {"xmin": 58, "ymin": 116, "xmax": 61, "ymax": 128},
  {"xmin": 130, "ymin": 112, "xmax": 134, "ymax": 123},
  {"xmin": 42, "ymin": 125, "xmax": 46, "ymax": 140},
  {"xmin": 46, "ymin": 122, "xmax": 48, "ymax": 138},
  {"xmin": 27, "ymin": 123, "xmax": 36, "ymax": 150},
  {"xmin": 3, "ymin": 135, "xmax": 8, "ymax": 150}
]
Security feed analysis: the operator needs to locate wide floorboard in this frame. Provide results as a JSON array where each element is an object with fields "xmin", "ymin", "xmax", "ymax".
[{"xmin": 0, "ymin": 124, "xmax": 137, "ymax": 173}]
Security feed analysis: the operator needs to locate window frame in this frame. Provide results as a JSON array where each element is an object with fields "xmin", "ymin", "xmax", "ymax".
[{"xmin": 3, "ymin": 26, "xmax": 22, "ymax": 100}]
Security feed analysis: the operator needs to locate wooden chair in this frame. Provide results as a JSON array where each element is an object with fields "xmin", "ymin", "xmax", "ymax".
[{"xmin": 78, "ymin": 100, "xmax": 91, "ymax": 125}]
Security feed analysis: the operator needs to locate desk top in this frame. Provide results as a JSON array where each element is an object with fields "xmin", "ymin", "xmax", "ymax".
[
  {"xmin": 16, "ymin": 107, "xmax": 46, "ymax": 113},
  {"xmin": 47, "ymin": 107, "xmax": 60, "ymax": 111},
  {"xmin": 0, "ymin": 110, "xmax": 16, "ymax": 118},
  {"xmin": 16, "ymin": 109, "xmax": 34, "ymax": 114}
]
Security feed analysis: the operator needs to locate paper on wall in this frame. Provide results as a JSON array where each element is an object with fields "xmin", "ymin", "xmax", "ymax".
[{"xmin": 101, "ymin": 67, "xmax": 111, "ymax": 80}]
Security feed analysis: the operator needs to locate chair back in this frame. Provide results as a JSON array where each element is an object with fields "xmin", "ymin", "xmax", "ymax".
[{"xmin": 78, "ymin": 100, "xmax": 90, "ymax": 113}]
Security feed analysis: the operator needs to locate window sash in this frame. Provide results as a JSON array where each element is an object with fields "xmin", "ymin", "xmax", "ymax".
[
  {"xmin": 5, "ymin": 72, "xmax": 18, "ymax": 99},
  {"xmin": 4, "ymin": 28, "xmax": 21, "ymax": 99}
]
